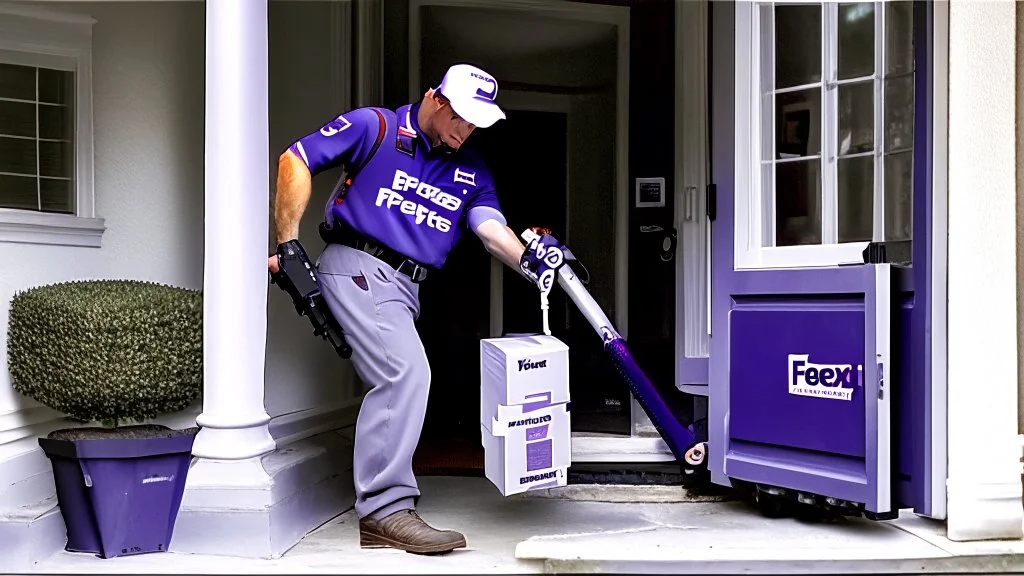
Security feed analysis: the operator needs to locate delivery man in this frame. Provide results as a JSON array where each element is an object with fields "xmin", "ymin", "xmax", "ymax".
[{"xmin": 268, "ymin": 64, "xmax": 542, "ymax": 555}]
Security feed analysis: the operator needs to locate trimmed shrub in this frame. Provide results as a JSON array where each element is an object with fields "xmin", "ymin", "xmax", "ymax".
[{"xmin": 6, "ymin": 280, "xmax": 202, "ymax": 425}]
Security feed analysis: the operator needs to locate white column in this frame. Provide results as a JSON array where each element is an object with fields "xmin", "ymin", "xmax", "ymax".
[
  {"xmin": 945, "ymin": 0, "xmax": 1023, "ymax": 541},
  {"xmin": 193, "ymin": 0, "xmax": 275, "ymax": 461}
]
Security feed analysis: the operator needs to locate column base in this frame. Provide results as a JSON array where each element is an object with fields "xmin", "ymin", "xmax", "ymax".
[
  {"xmin": 191, "ymin": 417, "xmax": 276, "ymax": 460},
  {"xmin": 946, "ymin": 476, "xmax": 1024, "ymax": 542},
  {"xmin": 169, "ymin": 429, "xmax": 354, "ymax": 558}
]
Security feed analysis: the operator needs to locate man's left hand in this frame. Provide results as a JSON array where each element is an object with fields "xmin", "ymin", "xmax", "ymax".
[{"xmin": 519, "ymin": 228, "xmax": 567, "ymax": 294}]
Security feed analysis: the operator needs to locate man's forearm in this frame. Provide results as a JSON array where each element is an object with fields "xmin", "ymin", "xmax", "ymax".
[
  {"xmin": 476, "ymin": 220, "xmax": 528, "ymax": 276},
  {"xmin": 490, "ymin": 229, "xmax": 526, "ymax": 272},
  {"xmin": 274, "ymin": 150, "xmax": 313, "ymax": 245}
]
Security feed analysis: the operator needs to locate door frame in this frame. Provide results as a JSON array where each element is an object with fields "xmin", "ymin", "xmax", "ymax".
[{"xmin": 674, "ymin": 0, "xmax": 713, "ymax": 396}]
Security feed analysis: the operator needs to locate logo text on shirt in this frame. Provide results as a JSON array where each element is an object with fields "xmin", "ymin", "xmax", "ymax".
[
  {"xmin": 374, "ymin": 169, "xmax": 463, "ymax": 233},
  {"xmin": 454, "ymin": 168, "xmax": 476, "ymax": 187},
  {"xmin": 319, "ymin": 115, "xmax": 352, "ymax": 137}
]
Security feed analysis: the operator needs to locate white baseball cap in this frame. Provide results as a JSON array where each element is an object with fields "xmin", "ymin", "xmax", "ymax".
[{"xmin": 434, "ymin": 64, "xmax": 506, "ymax": 128}]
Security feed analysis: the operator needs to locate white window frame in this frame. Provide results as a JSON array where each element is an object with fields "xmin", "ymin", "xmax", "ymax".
[
  {"xmin": 0, "ymin": 4, "xmax": 103, "ymax": 248},
  {"xmin": 735, "ymin": 1, "xmax": 890, "ymax": 270}
]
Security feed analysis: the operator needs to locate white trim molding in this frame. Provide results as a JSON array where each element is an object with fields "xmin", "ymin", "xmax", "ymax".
[
  {"xmin": 268, "ymin": 398, "xmax": 362, "ymax": 448},
  {"xmin": 353, "ymin": 0, "xmax": 383, "ymax": 108},
  {"xmin": 926, "ymin": 0, "xmax": 949, "ymax": 522},
  {"xmin": 675, "ymin": 0, "xmax": 711, "ymax": 367},
  {"xmin": 0, "ymin": 4, "xmax": 103, "ymax": 248},
  {"xmin": 944, "ymin": 0, "xmax": 1022, "ymax": 542},
  {"xmin": 328, "ymin": 0, "xmax": 352, "ymax": 112}
]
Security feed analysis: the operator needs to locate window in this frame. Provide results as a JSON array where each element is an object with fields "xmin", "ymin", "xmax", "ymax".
[
  {"xmin": 0, "ymin": 61, "xmax": 76, "ymax": 214},
  {"xmin": 0, "ymin": 6, "xmax": 102, "ymax": 247},
  {"xmin": 736, "ymin": 1, "xmax": 915, "ymax": 269}
]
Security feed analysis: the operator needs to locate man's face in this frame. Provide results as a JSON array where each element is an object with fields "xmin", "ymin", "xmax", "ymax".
[{"xmin": 427, "ymin": 92, "xmax": 476, "ymax": 151}]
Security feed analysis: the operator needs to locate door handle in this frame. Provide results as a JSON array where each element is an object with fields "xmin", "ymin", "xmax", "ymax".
[{"xmin": 684, "ymin": 186, "xmax": 698, "ymax": 222}]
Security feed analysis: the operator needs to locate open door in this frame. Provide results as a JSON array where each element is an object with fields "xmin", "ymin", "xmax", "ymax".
[
  {"xmin": 721, "ymin": 264, "xmax": 894, "ymax": 516},
  {"xmin": 706, "ymin": 0, "xmax": 942, "ymax": 520}
]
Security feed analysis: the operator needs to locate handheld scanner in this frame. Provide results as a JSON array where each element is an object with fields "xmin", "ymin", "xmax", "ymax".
[{"xmin": 270, "ymin": 240, "xmax": 353, "ymax": 359}]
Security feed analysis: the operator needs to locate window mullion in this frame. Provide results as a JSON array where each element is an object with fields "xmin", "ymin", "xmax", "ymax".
[
  {"xmin": 822, "ymin": 2, "xmax": 837, "ymax": 245},
  {"xmin": 766, "ymin": 2, "xmax": 776, "ymax": 250},
  {"xmin": 35, "ymin": 67, "xmax": 40, "ymax": 212},
  {"xmin": 873, "ymin": 1, "xmax": 886, "ymax": 242},
  {"xmin": 754, "ymin": 1, "xmax": 774, "ymax": 253}
]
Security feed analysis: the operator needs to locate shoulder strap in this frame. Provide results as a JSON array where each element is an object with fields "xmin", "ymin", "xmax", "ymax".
[
  {"xmin": 322, "ymin": 108, "xmax": 388, "ymax": 225},
  {"xmin": 351, "ymin": 108, "xmax": 388, "ymax": 179}
]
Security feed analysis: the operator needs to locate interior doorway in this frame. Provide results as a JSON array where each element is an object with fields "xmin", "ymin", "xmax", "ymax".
[
  {"xmin": 403, "ymin": 0, "xmax": 631, "ymax": 475},
  {"xmin": 414, "ymin": 109, "xmax": 570, "ymax": 474},
  {"xmin": 475, "ymin": 108, "xmax": 569, "ymax": 341},
  {"xmin": 413, "ymin": 105, "xmax": 630, "ymax": 474}
]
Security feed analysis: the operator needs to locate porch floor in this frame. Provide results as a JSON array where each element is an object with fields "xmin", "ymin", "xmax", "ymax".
[{"xmin": 30, "ymin": 476, "xmax": 1024, "ymax": 574}]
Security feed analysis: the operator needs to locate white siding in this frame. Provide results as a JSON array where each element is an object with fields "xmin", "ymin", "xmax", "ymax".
[
  {"xmin": 0, "ymin": 2, "xmax": 206, "ymax": 512},
  {"xmin": 0, "ymin": 0, "xmax": 362, "ymax": 512}
]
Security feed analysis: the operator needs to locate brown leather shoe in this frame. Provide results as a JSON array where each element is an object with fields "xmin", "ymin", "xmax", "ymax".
[{"xmin": 359, "ymin": 509, "xmax": 467, "ymax": 555}]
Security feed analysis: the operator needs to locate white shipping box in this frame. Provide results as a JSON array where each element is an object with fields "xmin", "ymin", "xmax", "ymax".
[
  {"xmin": 479, "ymin": 335, "xmax": 572, "ymax": 496},
  {"xmin": 481, "ymin": 402, "xmax": 571, "ymax": 495}
]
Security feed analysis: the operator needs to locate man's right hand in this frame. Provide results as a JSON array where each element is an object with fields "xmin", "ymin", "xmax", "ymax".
[
  {"xmin": 271, "ymin": 239, "xmax": 315, "ymax": 281},
  {"xmin": 268, "ymin": 239, "xmax": 297, "ymax": 276}
]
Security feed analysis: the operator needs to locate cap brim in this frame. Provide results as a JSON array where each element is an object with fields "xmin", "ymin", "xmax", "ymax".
[{"xmin": 449, "ymin": 96, "xmax": 506, "ymax": 128}]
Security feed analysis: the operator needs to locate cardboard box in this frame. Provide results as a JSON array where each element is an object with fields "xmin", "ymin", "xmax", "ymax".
[
  {"xmin": 481, "ymin": 402, "xmax": 571, "ymax": 495},
  {"xmin": 480, "ymin": 335, "xmax": 570, "ymax": 420},
  {"xmin": 479, "ymin": 335, "xmax": 571, "ymax": 496}
]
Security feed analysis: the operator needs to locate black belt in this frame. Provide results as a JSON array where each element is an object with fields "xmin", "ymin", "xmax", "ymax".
[{"xmin": 319, "ymin": 223, "xmax": 429, "ymax": 283}]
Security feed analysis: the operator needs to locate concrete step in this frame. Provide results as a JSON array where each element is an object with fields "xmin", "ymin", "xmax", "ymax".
[
  {"xmin": 513, "ymin": 483, "xmax": 734, "ymax": 503},
  {"xmin": 514, "ymin": 505, "xmax": 1024, "ymax": 574},
  {"xmin": 0, "ymin": 496, "xmax": 68, "ymax": 572}
]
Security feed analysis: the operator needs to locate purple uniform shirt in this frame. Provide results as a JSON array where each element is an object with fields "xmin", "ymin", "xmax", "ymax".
[{"xmin": 288, "ymin": 102, "xmax": 506, "ymax": 269}]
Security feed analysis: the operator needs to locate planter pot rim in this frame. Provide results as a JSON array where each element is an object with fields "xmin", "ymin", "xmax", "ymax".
[{"xmin": 39, "ymin": 427, "xmax": 198, "ymax": 460}]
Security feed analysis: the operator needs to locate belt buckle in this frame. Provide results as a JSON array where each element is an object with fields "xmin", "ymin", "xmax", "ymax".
[{"xmin": 399, "ymin": 260, "xmax": 427, "ymax": 283}]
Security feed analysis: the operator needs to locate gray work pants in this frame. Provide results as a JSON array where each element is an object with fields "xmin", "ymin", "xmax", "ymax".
[{"xmin": 316, "ymin": 243, "xmax": 428, "ymax": 520}]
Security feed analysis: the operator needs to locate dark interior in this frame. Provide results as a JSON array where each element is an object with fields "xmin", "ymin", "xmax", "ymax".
[
  {"xmin": 414, "ymin": 109, "xmax": 634, "ymax": 474},
  {"xmin": 395, "ymin": 0, "xmax": 690, "ymax": 475}
]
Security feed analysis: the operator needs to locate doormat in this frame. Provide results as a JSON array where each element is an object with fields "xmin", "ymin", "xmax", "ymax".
[{"xmin": 412, "ymin": 437, "xmax": 485, "ymax": 477}]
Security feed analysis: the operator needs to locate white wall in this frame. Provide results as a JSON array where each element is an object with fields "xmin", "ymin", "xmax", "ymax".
[
  {"xmin": 0, "ymin": 0, "xmax": 362, "ymax": 512},
  {"xmin": 1015, "ymin": 1, "xmax": 1024, "ymax": 440},
  {"xmin": 945, "ymin": 0, "xmax": 1022, "ymax": 541},
  {"xmin": 264, "ymin": 0, "xmax": 363, "ymax": 433},
  {"xmin": 0, "ymin": 0, "xmax": 205, "ymax": 509}
]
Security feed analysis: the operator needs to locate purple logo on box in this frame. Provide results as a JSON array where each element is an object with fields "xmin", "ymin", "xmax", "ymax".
[
  {"xmin": 525, "ymin": 439, "xmax": 553, "ymax": 472},
  {"xmin": 517, "ymin": 358, "xmax": 548, "ymax": 372},
  {"xmin": 526, "ymin": 425, "xmax": 549, "ymax": 441},
  {"xmin": 787, "ymin": 353, "xmax": 861, "ymax": 401}
]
